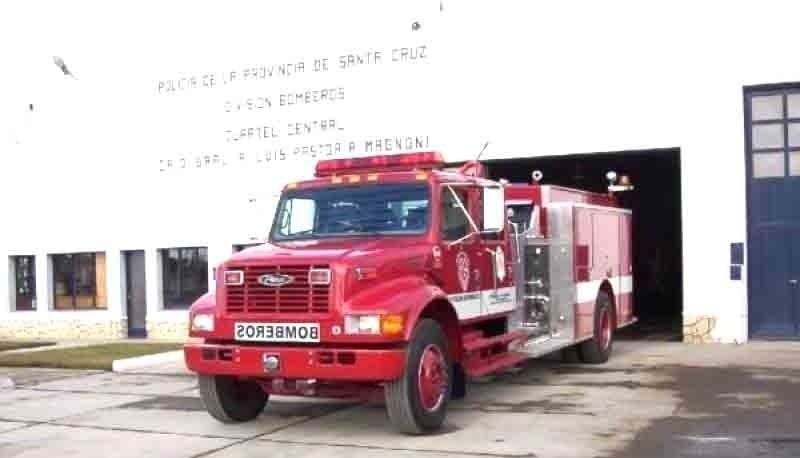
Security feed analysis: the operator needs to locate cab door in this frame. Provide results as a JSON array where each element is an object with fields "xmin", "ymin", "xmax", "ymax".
[
  {"xmin": 475, "ymin": 185, "xmax": 516, "ymax": 316},
  {"xmin": 439, "ymin": 184, "xmax": 483, "ymax": 320}
]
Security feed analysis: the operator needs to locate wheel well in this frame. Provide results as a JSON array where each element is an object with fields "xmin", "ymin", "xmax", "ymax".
[
  {"xmin": 599, "ymin": 280, "xmax": 617, "ymax": 326},
  {"xmin": 419, "ymin": 299, "xmax": 462, "ymax": 363}
]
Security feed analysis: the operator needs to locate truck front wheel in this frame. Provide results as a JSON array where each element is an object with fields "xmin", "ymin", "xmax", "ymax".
[
  {"xmin": 384, "ymin": 318, "xmax": 453, "ymax": 434},
  {"xmin": 198, "ymin": 374, "xmax": 268, "ymax": 423}
]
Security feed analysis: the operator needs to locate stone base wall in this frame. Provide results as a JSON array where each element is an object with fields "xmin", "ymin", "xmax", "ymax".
[
  {"xmin": 146, "ymin": 319, "xmax": 189, "ymax": 341},
  {"xmin": 0, "ymin": 312, "xmax": 730, "ymax": 344},
  {"xmin": 0, "ymin": 316, "xmax": 188, "ymax": 341},
  {"xmin": 0, "ymin": 318, "xmax": 127, "ymax": 340},
  {"xmin": 683, "ymin": 315, "xmax": 719, "ymax": 343}
]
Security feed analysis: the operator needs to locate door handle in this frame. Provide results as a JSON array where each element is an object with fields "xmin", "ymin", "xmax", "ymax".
[{"xmin": 790, "ymin": 279, "xmax": 799, "ymax": 285}]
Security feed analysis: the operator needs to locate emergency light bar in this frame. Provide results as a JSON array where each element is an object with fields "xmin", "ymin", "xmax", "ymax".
[{"xmin": 314, "ymin": 151, "xmax": 446, "ymax": 177}]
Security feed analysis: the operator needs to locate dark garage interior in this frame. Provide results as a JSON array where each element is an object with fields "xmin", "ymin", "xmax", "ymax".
[{"xmin": 478, "ymin": 148, "xmax": 684, "ymax": 341}]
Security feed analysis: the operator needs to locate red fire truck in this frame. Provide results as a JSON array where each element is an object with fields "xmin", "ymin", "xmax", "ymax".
[{"xmin": 184, "ymin": 151, "xmax": 635, "ymax": 434}]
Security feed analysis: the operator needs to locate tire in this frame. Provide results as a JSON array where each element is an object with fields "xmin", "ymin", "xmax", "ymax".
[
  {"xmin": 198, "ymin": 374, "xmax": 269, "ymax": 423},
  {"xmin": 450, "ymin": 363, "xmax": 467, "ymax": 401},
  {"xmin": 384, "ymin": 319, "xmax": 453, "ymax": 434},
  {"xmin": 578, "ymin": 291, "xmax": 614, "ymax": 364}
]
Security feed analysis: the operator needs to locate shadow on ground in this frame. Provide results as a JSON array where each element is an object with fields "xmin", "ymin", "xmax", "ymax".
[{"xmin": 601, "ymin": 364, "xmax": 800, "ymax": 458}]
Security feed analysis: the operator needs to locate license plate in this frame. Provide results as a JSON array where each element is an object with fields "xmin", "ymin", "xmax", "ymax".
[{"xmin": 234, "ymin": 322, "xmax": 320, "ymax": 343}]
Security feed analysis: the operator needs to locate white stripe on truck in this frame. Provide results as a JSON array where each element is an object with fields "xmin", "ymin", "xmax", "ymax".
[{"xmin": 448, "ymin": 276, "xmax": 633, "ymax": 320}]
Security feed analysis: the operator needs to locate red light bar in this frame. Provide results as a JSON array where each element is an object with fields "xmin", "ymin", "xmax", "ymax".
[{"xmin": 314, "ymin": 151, "xmax": 446, "ymax": 177}]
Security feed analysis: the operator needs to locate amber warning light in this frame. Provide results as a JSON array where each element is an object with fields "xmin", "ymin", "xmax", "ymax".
[{"xmin": 314, "ymin": 151, "xmax": 445, "ymax": 177}]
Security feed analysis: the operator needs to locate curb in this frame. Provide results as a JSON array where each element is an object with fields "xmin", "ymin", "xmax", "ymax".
[{"xmin": 111, "ymin": 350, "xmax": 184, "ymax": 373}]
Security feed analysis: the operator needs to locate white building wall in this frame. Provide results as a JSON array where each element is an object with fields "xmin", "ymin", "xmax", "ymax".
[{"xmin": 1, "ymin": 0, "xmax": 798, "ymax": 342}]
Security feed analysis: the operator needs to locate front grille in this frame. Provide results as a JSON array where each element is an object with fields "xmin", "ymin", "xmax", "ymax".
[{"xmin": 225, "ymin": 265, "xmax": 330, "ymax": 314}]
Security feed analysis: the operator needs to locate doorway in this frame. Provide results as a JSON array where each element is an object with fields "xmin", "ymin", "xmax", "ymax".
[
  {"xmin": 479, "ymin": 148, "xmax": 684, "ymax": 341},
  {"xmin": 744, "ymin": 85, "xmax": 800, "ymax": 339},
  {"xmin": 124, "ymin": 250, "xmax": 147, "ymax": 338}
]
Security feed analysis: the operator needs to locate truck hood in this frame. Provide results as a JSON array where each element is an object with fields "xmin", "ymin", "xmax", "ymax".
[{"xmin": 226, "ymin": 237, "xmax": 431, "ymax": 266}]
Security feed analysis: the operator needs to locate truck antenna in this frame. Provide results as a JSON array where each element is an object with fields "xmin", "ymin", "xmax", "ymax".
[
  {"xmin": 456, "ymin": 141, "xmax": 491, "ymax": 177},
  {"xmin": 475, "ymin": 141, "xmax": 490, "ymax": 161}
]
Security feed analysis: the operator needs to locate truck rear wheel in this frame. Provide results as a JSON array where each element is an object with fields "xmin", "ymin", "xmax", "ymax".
[
  {"xmin": 198, "ymin": 374, "xmax": 268, "ymax": 423},
  {"xmin": 384, "ymin": 318, "xmax": 452, "ymax": 434},
  {"xmin": 578, "ymin": 291, "xmax": 614, "ymax": 364}
]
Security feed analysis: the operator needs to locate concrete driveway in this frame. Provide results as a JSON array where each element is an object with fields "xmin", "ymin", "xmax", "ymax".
[{"xmin": 1, "ymin": 340, "xmax": 799, "ymax": 458}]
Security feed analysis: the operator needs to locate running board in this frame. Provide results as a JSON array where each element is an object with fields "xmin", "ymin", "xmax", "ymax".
[
  {"xmin": 513, "ymin": 336, "xmax": 580, "ymax": 359},
  {"xmin": 464, "ymin": 351, "xmax": 529, "ymax": 378},
  {"xmin": 460, "ymin": 319, "xmax": 636, "ymax": 377},
  {"xmin": 463, "ymin": 336, "xmax": 583, "ymax": 378},
  {"xmin": 462, "ymin": 329, "xmax": 529, "ymax": 353},
  {"xmin": 460, "ymin": 328, "xmax": 531, "ymax": 378},
  {"xmin": 617, "ymin": 316, "xmax": 638, "ymax": 329}
]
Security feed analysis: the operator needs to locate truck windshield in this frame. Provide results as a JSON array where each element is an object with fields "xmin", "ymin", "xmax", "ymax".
[{"xmin": 270, "ymin": 183, "xmax": 430, "ymax": 241}]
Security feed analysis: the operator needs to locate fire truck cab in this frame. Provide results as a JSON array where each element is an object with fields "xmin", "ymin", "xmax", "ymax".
[{"xmin": 184, "ymin": 151, "xmax": 635, "ymax": 434}]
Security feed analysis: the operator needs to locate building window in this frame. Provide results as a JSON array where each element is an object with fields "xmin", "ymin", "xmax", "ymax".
[
  {"xmin": 161, "ymin": 247, "xmax": 208, "ymax": 309},
  {"xmin": 748, "ymin": 89, "xmax": 800, "ymax": 178},
  {"xmin": 52, "ymin": 252, "xmax": 107, "ymax": 310},
  {"xmin": 10, "ymin": 256, "xmax": 36, "ymax": 311}
]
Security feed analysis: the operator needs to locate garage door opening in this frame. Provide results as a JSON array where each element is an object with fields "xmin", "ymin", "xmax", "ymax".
[{"xmin": 478, "ymin": 148, "xmax": 683, "ymax": 341}]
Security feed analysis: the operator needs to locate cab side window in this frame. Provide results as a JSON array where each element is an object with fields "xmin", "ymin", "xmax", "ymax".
[{"xmin": 440, "ymin": 188, "xmax": 470, "ymax": 240}]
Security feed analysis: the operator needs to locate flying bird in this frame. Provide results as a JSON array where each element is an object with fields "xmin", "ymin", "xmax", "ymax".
[{"xmin": 53, "ymin": 56, "xmax": 75, "ymax": 78}]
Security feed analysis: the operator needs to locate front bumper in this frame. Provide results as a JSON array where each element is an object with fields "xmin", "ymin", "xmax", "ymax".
[{"xmin": 184, "ymin": 343, "xmax": 406, "ymax": 381}]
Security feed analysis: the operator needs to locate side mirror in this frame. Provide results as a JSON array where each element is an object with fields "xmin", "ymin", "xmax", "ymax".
[
  {"xmin": 527, "ymin": 205, "xmax": 541, "ymax": 237},
  {"xmin": 506, "ymin": 208, "xmax": 520, "ymax": 236},
  {"xmin": 483, "ymin": 186, "xmax": 505, "ymax": 233}
]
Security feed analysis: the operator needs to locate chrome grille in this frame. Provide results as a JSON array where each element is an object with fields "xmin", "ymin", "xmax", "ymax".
[{"xmin": 225, "ymin": 265, "xmax": 330, "ymax": 314}]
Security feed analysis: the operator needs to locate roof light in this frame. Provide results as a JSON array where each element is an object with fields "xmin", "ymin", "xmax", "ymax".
[{"xmin": 314, "ymin": 151, "xmax": 445, "ymax": 177}]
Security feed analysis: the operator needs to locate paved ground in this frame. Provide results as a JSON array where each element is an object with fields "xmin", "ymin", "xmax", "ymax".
[{"xmin": 1, "ymin": 340, "xmax": 799, "ymax": 458}]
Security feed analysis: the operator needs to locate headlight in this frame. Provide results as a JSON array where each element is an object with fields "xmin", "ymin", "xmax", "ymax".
[
  {"xmin": 308, "ymin": 268, "xmax": 331, "ymax": 285},
  {"xmin": 191, "ymin": 313, "xmax": 214, "ymax": 332},
  {"xmin": 223, "ymin": 270, "xmax": 243, "ymax": 286},
  {"xmin": 343, "ymin": 314, "xmax": 404, "ymax": 335},
  {"xmin": 344, "ymin": 315, "xmax": 380, "ymax": 335}
]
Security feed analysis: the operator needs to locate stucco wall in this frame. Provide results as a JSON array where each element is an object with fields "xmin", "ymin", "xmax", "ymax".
[{"xmin": 3, "ymin": 0, "xmax": 800, "ymax": 343}]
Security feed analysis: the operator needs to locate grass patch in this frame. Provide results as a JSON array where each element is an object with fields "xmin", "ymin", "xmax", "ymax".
[
  {"xmin": 0, "ymin": 341, "xmax": 56, "ymax": 352},
  {"xmin": 0, "ymin": 342, "xmax": 183, "ymax": 370}
]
